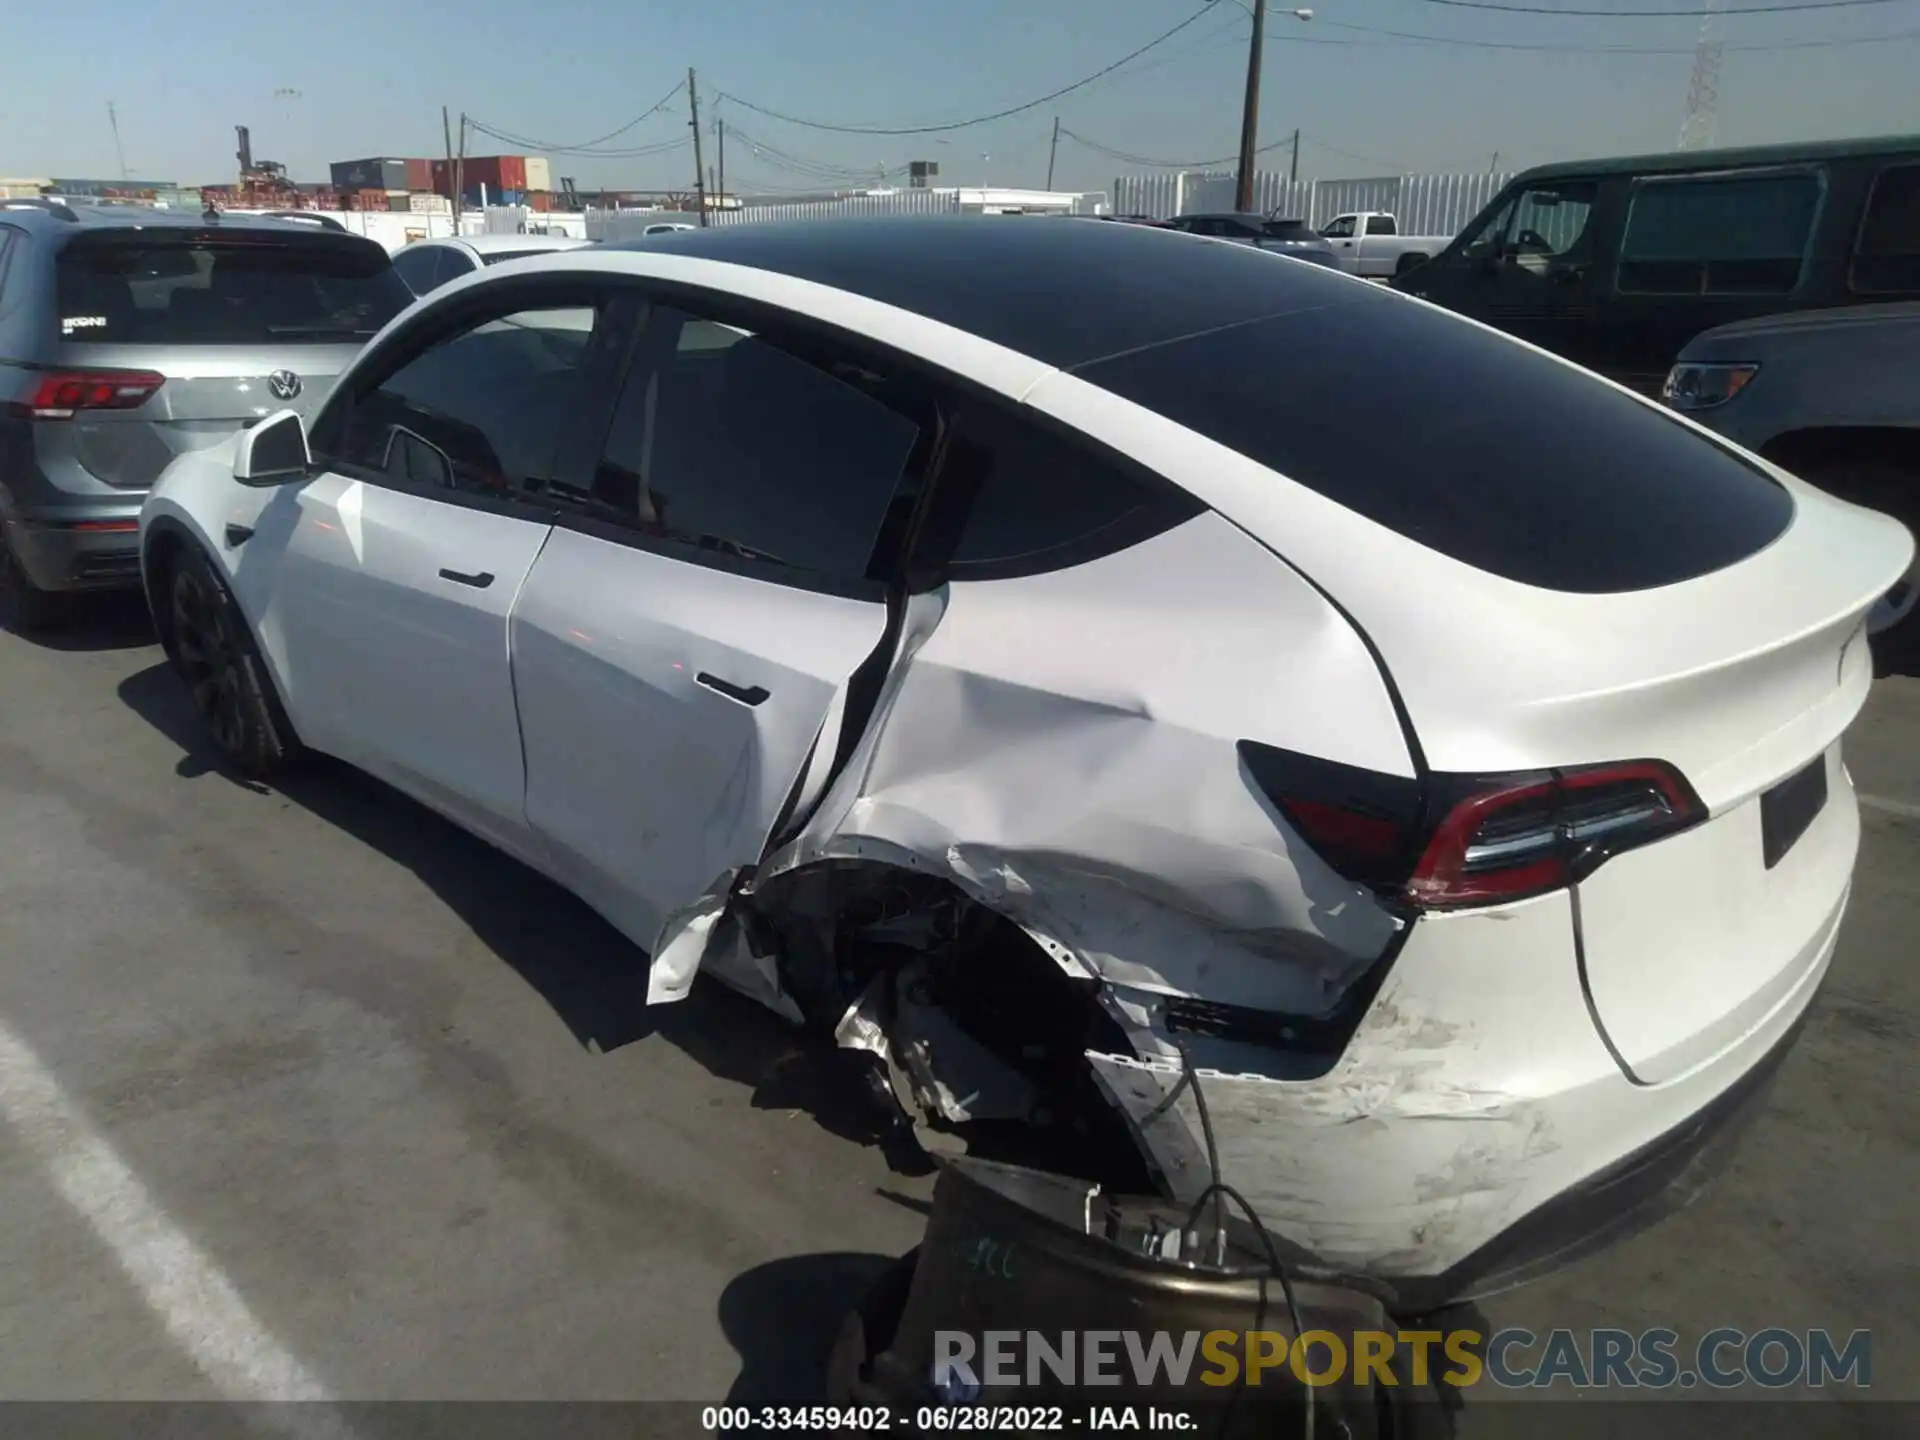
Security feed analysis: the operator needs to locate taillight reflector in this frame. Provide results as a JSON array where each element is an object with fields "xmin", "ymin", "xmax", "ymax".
[{"xmin": 24, "ymin": 369, "xmax": 165, "ymax": 419}]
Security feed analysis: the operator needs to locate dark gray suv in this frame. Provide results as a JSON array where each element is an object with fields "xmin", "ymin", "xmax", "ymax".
[{"xmin": 0, "ymin": 198, "xmax": 412, "ymax": 630}]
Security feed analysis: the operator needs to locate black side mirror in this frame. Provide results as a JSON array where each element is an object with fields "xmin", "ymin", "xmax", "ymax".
[{"xmin": 233, "ymin": 409, "xmax": 311, "ymax": 486}]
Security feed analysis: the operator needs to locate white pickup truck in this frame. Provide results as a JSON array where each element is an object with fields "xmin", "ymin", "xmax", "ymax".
[{"xmin": 1318, "ymin": 211, "xmax": 1453, "ymax": 279}]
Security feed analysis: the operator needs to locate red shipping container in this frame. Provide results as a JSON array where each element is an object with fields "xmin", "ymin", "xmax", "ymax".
[{"xmin": 405, "ymin": 157, "xmax": 432, "ymax": 192}]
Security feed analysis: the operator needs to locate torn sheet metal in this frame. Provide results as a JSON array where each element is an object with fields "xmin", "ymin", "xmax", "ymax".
[
  {"xmin": 834, "ymin": 965, "xmax": 1039, "ymax": 1127},
  {"xmin": 748, "ymin": 515, "xmax": 1415, "ymax": 1017},
  {"xmin": 649, "ymin": 868, "xmax": 804, "ymax": 1024}
]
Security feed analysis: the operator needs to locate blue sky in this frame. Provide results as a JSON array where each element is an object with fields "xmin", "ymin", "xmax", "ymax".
[{"xmin": 9, "ymin": 0, "xmax": 1918, "ymax": 193}]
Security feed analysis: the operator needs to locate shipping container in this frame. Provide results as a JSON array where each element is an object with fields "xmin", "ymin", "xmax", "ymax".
[
  {"xmin": 457, "ymin": 155, "xmax": 529, "ymax": 193},
  {"xmin": 405, "ymin": 157, "xmax": 432, "ymax": 192},
  {"xmin": 529, "ymin": 191, "xmax": 556, "ymax": 213},
  {"xmin": 331, "ymin": 157, "xmax": 411, "ymax": 192},
  {"xmin": 524, "ymin": 156, "xmax": 551, "ymax": 193}
]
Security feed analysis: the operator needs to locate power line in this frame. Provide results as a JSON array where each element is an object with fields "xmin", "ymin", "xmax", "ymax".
[
  {"xmin": 714, "ymin": 2, "xmax": 1223, "ymax": 135},
  {"xmin": 1406, "ymin": 0, "xmax": 1906, "ymax": 15},
  {"xmin": 1060, "ymin": 126, "xmax": 1298, "ymax": 169},
  {"xmin": 467, "ymin": 79, "xmax": 687, "ymax": 155},
  {"xmin": 1319, "ymin": 15, "xmax": 1920, "ymax": 51}
]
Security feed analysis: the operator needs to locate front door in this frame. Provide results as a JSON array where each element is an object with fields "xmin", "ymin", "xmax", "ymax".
[
  {"xmin": 247, "ymin": 295, "xmax": 625, "ymax": 854},
  {"xmin": 512, "ymin": 303, "xmax": 931, "ymax": 953}
]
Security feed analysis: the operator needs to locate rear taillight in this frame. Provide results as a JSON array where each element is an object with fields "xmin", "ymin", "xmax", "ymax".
[
  {"xmin": 1406, "ymin": 762, "xmax": 1703, "ymax": 909},
  {"xmin": 1239, "ymin": 742, "xmax": 1705, "ymax": 912},
  {"xmin": 22, "ymin": 368, "xmax": 165, "ymax": 419}
]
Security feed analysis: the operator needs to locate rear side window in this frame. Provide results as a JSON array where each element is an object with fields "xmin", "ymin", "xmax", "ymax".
[
  {"xmin": 1073, "ymin": 286, "xmax": 1794, "ymax": 594},
  {"xmin": 54, "ymin": 234, "xmax": 411, "ymax": 344},
  {"xmin": 391, "ymin": 244, "xmax": 442, "ymax": 295},
  {"xmin": 590, "ymin": 306, "xmax": 922, "ymax": 583},
  {"xmin": 1617, "ymin": 173, "xmax": 1821, "ymax": 295},
  {"xmin": 1365, "ymin": 215, "xmax": 1396, "ymax": 236},
  {"xmin": 938, "ymin": 404, "xmax": 1198, "ymax": 576},
  {"xmin": 1851, "ymin": 163, "xmax": 1920, "ymax": 293}
]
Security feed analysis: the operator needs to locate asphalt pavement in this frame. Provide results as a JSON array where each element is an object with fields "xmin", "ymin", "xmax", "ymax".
[{"xmin": 0, "ymin": 596, "xmax": 1914, "ymax": 1420}]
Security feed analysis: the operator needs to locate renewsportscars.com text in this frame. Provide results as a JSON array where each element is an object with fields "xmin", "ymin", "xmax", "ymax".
[{"xmin": 933, "ymin": 1327, "xmax": 1872, "ymax": 1391}]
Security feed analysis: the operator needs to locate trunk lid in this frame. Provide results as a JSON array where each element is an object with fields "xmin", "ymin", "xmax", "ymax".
[
  {"xmin": 1344, "ymin": 471, "xmax": 1907, "ymax": 1084},
  {"xmin": 46, "ymin": 226, "xmax": 407, "ymax": 489}
]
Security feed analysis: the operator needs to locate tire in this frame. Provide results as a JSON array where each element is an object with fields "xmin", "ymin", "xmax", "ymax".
[
  {"xmin": 163, "ymin": 547, "xmax": 303, "ymax": 777},
  {"xmin": 1394, "ymin": 251, "xmax": 1430, "ymax": 278},
  {"xmin": 1795, "ymin": 454, "xmax": 1920, "ymax": 676},
  {"xmin": 0, "ymin": 531, "xmax": 67, "ymax": 634}
]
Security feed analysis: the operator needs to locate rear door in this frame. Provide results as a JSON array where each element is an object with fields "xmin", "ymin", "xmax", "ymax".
[
  {"xmin": 252, "ymin": 284, "xmax": 629, "ymax": 855},
  {"xmin": 46, "ymin": 228, "xmax": 411, "ymax": 490},
  {"xmin": 511, "ymin": 300, "xmax": 932, "ymax": 953}
]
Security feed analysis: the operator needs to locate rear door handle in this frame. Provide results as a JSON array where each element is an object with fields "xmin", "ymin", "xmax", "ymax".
[
  {"xmin": 696, "ymin": 672, "xmax": 770, "ymax": 707},
  {"xmin": 438, "ymin": 567, "xmax": 495, "ymax": 588}
]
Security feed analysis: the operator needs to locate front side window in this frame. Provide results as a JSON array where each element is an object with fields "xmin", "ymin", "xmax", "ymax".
[
  {"xmin": 1321, "ymin": 217, "xmax": 1355, "ymax": 239},
  {"xmin": 325, "ymin": 304, "xmax": 604, "ymax": 497},
  {"xmin": 1455, "ymin": 194, "xmax": 1518, "ymax": 261},
  {"xmin": 1618, "ymin": 172, "xmax": 1821, "ymax": 295},
  {"xmin": 54, "ymin": 234, "xmax": 410, "ymax": 344},
  {"xmin": 1506, "ymin": 183, "xmax": 1597, "ymax": 264},
  {"xmin": 589, "ymin": 306, "xmax": 922, "ymax": 582},
  {"xmin": 1851, "ymin": 163, "xmax": 1920, "ymax": 293}
]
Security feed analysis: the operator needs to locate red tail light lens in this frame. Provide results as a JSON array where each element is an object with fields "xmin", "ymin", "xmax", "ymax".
[
  {"xmin": 1407, "ymin": 761, "xmax": 1704, "ymax": 909},
  {"xmin": 1239, "ymin": 741, "xmax": 1704, "ymax": 912},
  {"xmin": 24, "ymin": 369, "xmax": 165, "ymax": 419}
]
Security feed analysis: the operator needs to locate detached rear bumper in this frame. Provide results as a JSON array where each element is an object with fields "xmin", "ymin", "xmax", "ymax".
[{"xmin": 5, "ymin": 511, "xmax": 145, "ymax": 591}]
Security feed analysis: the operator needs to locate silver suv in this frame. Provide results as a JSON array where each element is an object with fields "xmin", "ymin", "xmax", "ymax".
[{"xmin": 0, "ymin": 198, "xmax": 412, "ymax": 630}]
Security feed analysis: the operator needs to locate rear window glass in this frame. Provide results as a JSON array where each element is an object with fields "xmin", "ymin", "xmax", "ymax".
[
  {"xmin": 55, "ymin": 236, "xmax": 411, "ymax": 345},
  {"xmin": 1073, "ymin": 287, "xmax": 1794, "ymax": 594},
  {"xmin": 483, "ymin": 249, "xmax": 562, "ymax": 266}
]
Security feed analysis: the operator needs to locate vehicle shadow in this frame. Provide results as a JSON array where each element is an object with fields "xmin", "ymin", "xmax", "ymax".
[
  {"xmin": 114, "ymin": 659, "xmax": 923, "ymax": 1160},
  {"xmin": 13, "ymin": 591, "xmax": 157, "ymax": 652},
  {"xmin": 718, "ymin": 1251, "xmax": 905, "ymax": 1406}
]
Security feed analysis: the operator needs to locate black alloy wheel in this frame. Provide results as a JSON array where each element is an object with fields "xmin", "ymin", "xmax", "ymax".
[{"xmin": 166, "ymin": 552, "xmax": 300, "ymax": 776}]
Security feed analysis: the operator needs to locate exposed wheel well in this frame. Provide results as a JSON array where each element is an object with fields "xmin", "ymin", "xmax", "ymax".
[{"xmin": 746, "ymin": 859, "xmax": 1151, "ymax": 1186}]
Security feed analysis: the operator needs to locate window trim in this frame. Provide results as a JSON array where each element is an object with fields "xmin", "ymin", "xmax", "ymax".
[
  {"xmin": 308, "ymin": 272, "xmax": 634, "ymax": 522},
  {"xmin": 1848, "ymin": 161, "xmax": 1920, "ymax": 296},
  {"xmin": 1613, "ymin": 164, "xmax": 1828, "ymax": 298}
]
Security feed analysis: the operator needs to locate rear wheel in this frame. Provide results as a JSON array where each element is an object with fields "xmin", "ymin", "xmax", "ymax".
[
  {"xmin": 1394, "ymin": 251, "xmax": 1430, "ymax": 278},
  {"xmin": 0, "ymin": 532, "xmax": 67, "ymax": 634},
  {"xmin": 164, "ymin": 548, "xmax": 302, "ymax": 777},
  {"xmin": 1794, "ymin": 453, "xmax": 1919, "ymax": 676}
]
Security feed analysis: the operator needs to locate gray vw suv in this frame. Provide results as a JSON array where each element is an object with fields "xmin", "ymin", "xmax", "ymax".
[{"xmin": 0, "ymin": 198, "xmax": 412, "ymax": 630}]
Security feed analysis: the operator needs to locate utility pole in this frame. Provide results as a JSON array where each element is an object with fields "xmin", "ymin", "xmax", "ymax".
[
  {"xmin": 107, "ymin": 102, "xmax": 130, "ymax": 182},
  {"xmin": 455, "ymin": 113, "xmax": 467, "ymax": 221},
  {"xmin": 688, "ymin": 68, "xmax": 709, "ymax": 227},
  {"xmin": 1046, "ymin": 115, "xmax": 1061, "ymax": 192},
  {"xmin": 1488, "ymin": 151, "xmax": 1500, "ymax": 174},
  {"xmin": 716, "ymin": 114, "xmax": 726, "ymax": 207},
  {"xmin": 442, "ymin": 106, "xmax": 454, "ymax": 204},
  {"xmin": 1234, "ymin": 0, "xmax": 1267, "ymax": 213},
  {"xmin": 1289, "ymin": 127, "xmax": 1300, "ymax": 185}
]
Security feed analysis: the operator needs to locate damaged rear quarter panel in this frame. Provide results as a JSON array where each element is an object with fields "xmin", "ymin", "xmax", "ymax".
[{"xmin": 753, "ymin": 509, "xmax": 1416, "ymax": 1016}]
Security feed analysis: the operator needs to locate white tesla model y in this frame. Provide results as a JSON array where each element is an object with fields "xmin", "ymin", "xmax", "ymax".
[{"xmin": 139, "ymin": 218, "xmax": 1912, "ymax": 1309}]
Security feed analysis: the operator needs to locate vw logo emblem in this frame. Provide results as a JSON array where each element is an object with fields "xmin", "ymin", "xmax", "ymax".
[{"xmin": 267, "ymin": 369, "xmax": 303, "ymax": 402}]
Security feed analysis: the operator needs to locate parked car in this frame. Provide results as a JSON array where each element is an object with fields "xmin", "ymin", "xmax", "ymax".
[
  {"xmin": 390, "ymin": 232, "xmax": 590, "ymax": 297},
  {"xmin": 1392, "ymin": 132, "xmax": 1920, "ymax": 395},
  {"xmin": 139, "ymin": 216, "xmax": 1908, "ymax": 1308},
  {"xmin": 1161, "ymin": 212, "xmax": 1340, "ymax": 267},
  {"xmin": 0, "ymin": 200, "xmax": 411, "ymax": 631},
  {"xmin": 1317, "ymin": 212, "xmax": 1452, "ymax": 279},
  {"xmin": 1664, "ymin": 301, "xmax": 1920, "ymax": 672},
  {"xmin": 640, "ymin": 222, "xmax": 698, "ymax": 236}
]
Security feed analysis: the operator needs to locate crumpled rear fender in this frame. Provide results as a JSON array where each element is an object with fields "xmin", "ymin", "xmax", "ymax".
[{"xmin": 649, "ymin": 510, "xmax": 1415, "ymax": 1023}]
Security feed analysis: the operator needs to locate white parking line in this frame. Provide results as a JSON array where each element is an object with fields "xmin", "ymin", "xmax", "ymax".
[
  {"xmin": 1860, "ymin": 793, "xmax": 1920, "ymax": 821},
  {"xmin": 0, "ymin": 1016, "xmax": 337, "ymax": 1408}
]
